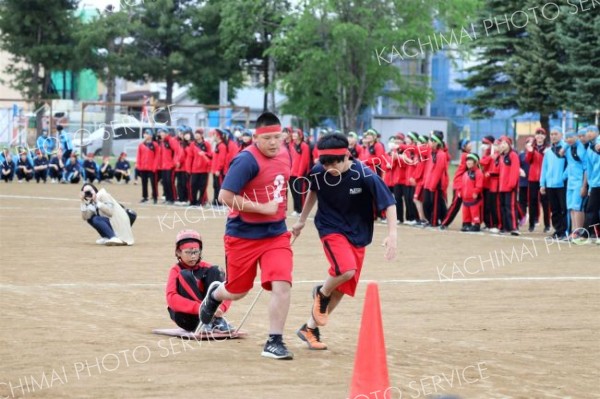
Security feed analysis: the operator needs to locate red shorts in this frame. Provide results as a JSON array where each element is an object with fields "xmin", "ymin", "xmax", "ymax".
[
  {"xmin": 321, "ymin": 233, "xmax": 366, "ymax": 297},
  {"xmin": 414, "ymin": 183, "xmax": 424, "ymax": 201},
  {"xmin": 224, "ymin": 231, "xmax": 293, "ymax": 294}
]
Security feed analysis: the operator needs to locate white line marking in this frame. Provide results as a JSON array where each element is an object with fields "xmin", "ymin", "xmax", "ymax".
[
  {"xmin": 1, "ymin": 276, "xmax": 598, "ymax": 291},
  {"xmin": 0, "ymin": 194, "xmax": 79, "ymax": 202}
]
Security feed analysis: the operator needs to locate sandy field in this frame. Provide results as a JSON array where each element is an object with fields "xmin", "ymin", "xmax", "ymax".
[{"xmin": 0, "ymin": 182, "xmax": 598, "ymax": 399}]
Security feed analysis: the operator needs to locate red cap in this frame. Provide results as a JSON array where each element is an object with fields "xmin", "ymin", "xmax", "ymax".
[
  {"xmin": 395, "ymin": 133, "xmax": 405, "ymax": 140},
  {"xmin": 535, "ymin": 127, "xmax": 547, "ymax": 136}
]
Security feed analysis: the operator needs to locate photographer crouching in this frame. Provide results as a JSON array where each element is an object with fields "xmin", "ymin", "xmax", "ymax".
[{"xmin": 80, "ymin": 183, "xmax": 135, "ymax": 246}]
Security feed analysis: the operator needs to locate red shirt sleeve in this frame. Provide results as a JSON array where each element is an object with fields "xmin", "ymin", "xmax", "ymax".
[
  {"xmin": 475, "ymin": 169, "xmax": 484, "ymax": 194},
  {"xmin": 166, "ymin": 266, "xmax": 200, "ymax": 315}
]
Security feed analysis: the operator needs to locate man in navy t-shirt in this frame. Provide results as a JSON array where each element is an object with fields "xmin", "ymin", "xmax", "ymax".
[{"xmin": 292, "ymin": 133, "xmax": 397, "ymax": 351}]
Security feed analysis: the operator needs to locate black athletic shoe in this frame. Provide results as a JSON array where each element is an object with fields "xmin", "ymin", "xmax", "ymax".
[
  {"xmin": 470, "ymin": 225, "xmax": 481, "ymax": 232},
  {"xmin": 212, "ymin": 317, "xmax": 234, "ymax": 333},
  {"xmin": 262, "ymin": 337, "xmax": 294, "ymax": 360},
  {"xmin": 439, "ymin": 225, "xmax": 448, "ymax": 231},
  {"xmin": 510, "ymin": 230, "xmax": 520, "ymax": 236},
  {"xmin": 140, "ymin": 198, "xmax": 148, "ymax": 203},
  {"xmin": 199, "ymin": 281, "xmax": 223, "ymax": 325},
  {"xmin": 528, "ymin": 226, "xmax": 535, "ymax": 232},
  {"xmin": 543, "ymin": 226, "xmax": 551, "ymax": 233}
]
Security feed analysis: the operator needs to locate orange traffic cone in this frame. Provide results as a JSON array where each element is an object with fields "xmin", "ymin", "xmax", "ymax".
[{"xmin": 348, "ymin": 282, "xmax": 390, "ymax": 399}]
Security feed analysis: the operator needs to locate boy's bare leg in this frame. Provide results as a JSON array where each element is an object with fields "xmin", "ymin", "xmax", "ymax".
[
  {"xmin": 573, "ymin": 210, "xmax": 584, "ymax": 233},
  {"xmin": 321, "ymin": 271, "xmax": 355, "ymax": 296},
  {"xmin": 269, "ymin": 281, "xmax": 291, "ymax": 334},
  {"xmin": 415, "ymin": 199, "xmax": 425, "ymax": 220},
  {"xmin": 213, "ymin": 284, "xmax": 248, "ymax": 301}
]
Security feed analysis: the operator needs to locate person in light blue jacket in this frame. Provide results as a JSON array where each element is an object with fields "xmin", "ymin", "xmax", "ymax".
[
  {"xmin": 36, "ymin": 129, "xmax": 56, "ymax": 156},
  {"xmin": 580, "ymin": 126, "xmax": 600, "ymax": 244},
  {"xmin": 58, "ymin": 125, "xmax": 73, "ymax": 162},
  {"xmin": 540, "ymin": 126, "xmax": 568, "ymax": 239},
  {"xmin": 563, "ymin": 130, "xmax": 587, "ymax": 237}
]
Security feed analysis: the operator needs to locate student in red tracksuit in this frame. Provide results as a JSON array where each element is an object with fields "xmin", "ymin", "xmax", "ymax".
[
  {"xmin": 136, "ymin": 129, "xmax": 159, "ymax": 204},
  {"xmin": 441, "ymin": 138, "xmax": 471, "ymax": 229},
  {"xmin": 392, "ymin": 133, "xmax": 407, "ymax": 223},
  {"xmin": 312, "ymin": 130, "xmax": 327, "ymax": 165},
  {"xmin": 166, "ymin": 230, "xmax": 233, "ymax": 332},
  {"xmin": 211, "ymin": 129, "xmax": 227, "ymax": 206},
  {"xmin": 187, "ymin": 128, "xmax": 213, "ymax": 206},
  {"xmin": 498, "ymin": 136, "xmax": 521, "ymax": 235},
  {"xmin": 423, "ymin": 130, "xmax": 448, "ymax": 227},
  {"xmin": 524, "ymin": 127, "xmax": 551, "ymax": 233},
  {"xmin": 224, "ymin": 130, "xmax": 240, "ymax": 176},
  {"xmin": 400, "ymin": 132, "xmax": 420, "ymax": 224},
  {"xmin": 480, "ymin": 137, "xmax": 501, "ymax": 232},
  {"xmin": 347, "ymin": 132, "xmax": 363, "ymax": 160},
  {"xmin": 175, "ymin": 131, "xmax": 191, "ymax": 205},
  {"xmin": 460, "ymin": 153, "xmax": 484, "ymax": 232},
  {"xmin": 360, "ymin": 129, "xmax": 386, "ymax": 175},
  {"xmin": 383, "ymin": 135, "xmax": 404, "ymax": 224},
  {"xmin": 409, "ymin": 134, "xmax": 430, "ymax": 225},
  {"xmin": 157, "ymin": 128, "xmax": 181, "ymax": 205},
  {"xmin": 289, "ymin": 128, "xmax": 311, "ymax": 215}
]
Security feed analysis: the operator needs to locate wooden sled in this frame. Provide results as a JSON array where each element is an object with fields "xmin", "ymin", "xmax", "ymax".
[{"xmin": 152, "ymin": 328, "xmax": 248, "ymax": 340}]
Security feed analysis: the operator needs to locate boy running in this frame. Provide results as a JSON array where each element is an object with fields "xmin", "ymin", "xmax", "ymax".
[
  {"xmin": 291, "ymin": 133, "xmax": 397, "ymax": 350},
  {"xmin": 199, "ymin": 112, "xmax": 294, "ymax": 360}
]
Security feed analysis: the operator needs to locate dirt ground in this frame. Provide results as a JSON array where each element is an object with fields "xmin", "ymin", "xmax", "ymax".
[{"xmin": 0, "ymin": 182, "xmax": 598, "ymax": 399}]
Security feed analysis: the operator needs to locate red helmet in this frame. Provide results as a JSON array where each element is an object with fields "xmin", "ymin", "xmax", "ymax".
[{"xmin": 175, "ymin": 229, "xmax": 202, "ymax": 250}]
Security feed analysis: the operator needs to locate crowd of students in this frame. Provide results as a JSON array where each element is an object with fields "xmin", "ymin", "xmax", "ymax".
[
  {"xmin": 2, "ymin": 122, "xmax": 599, "ymax": 243},
  {"xmin": 353, "ymin": 125, "xmax": 600, "ymax": 244}
]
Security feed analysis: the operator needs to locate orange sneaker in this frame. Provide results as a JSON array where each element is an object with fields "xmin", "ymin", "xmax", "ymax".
[
  {"xmin": 312, "ymin": 285, "xmax": 331, "ymax": 326},
  {"xmin": 296, "ymin": 324, "xmax": 327, "ymax": 350}
]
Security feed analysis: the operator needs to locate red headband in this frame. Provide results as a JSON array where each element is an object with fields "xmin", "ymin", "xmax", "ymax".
[
  {"xmin": 255, "ymin": 125, "xmax": 282, "ymax": 135},
  {"xmin": 179, "ymin": 242, "xmax": 200, "ymax": 250},
  {"xmin": 318, "ymin": 148, "xmax": 349, "ymax": 157}
]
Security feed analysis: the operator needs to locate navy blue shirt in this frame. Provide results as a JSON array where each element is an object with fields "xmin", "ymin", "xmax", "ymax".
[
  {"xmin": 116, "ymin": 160, "xmax": 130, "ymax": 171},
  {"xmin": 221, "ymin": 151, "xmax": 287, "ymax": 239},
  {"xmin": 310, "ymin": 160, "xmax": 396, "ymax": 247},
  {"xmin": 34, "ymin": 157, "xmax": 49, "ymax": 168},
  {"xmin": 518, "ymin": 151, "xmax": 530, "ymax": 188},
  {"xmin": 83, "ymin": 159, "xmax": 98, "ymax": 172}
]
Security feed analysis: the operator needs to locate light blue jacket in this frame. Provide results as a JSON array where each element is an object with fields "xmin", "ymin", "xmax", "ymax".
[
  {"xmin": 36, "ymin": 135, "xmax": 56, "ymax": 155},
  {"xmin": 585, "ymin": 138, "xmax": 600, "ymax": 188},
  {"xmin": 562, "ymin": 140, "xmax": 586, "ymax": 189},
  {"xmin": 540, "ymin": 141, "xmax": 567, "ymax": 188}
]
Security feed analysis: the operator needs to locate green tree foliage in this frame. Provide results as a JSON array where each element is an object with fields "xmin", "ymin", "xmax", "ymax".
[
  {"xmin": 219, "ymin": 0, "xmax": 289, "ymax": 111},
  {"xmin": 0, "ymin": 0, "xmax": 81, "ymax": 101},
  {"xmin": 270, "ymin": 0, "xmax": 480, "ymax": 131},
  {"xmin": 510, "ymin": 0, "xmax": 568, "ymax": 134},
  {"xmin": 458, "ymin": 0, "xmax": 524, "ymax": 119},
  {"xmin": 558, "ymin": 3, "xmax": 600, "ymax": 121}
]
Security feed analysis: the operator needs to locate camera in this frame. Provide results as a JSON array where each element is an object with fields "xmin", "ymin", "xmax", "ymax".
[{"xmin": 84, "ymin": 191, "xmax": 94, "ymax": 199}]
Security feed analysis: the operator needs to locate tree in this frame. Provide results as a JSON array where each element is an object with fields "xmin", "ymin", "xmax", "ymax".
[
  {"xmin": 559, "ymin": 5, "xmax": 600, "ymax": 123},
  {"xmin": 75, "ymin": 5, "xmax": 140, "ymax": 156},
  {"xmin": 459, "ymin": 0, "xmax": 524, "ymax": 119},
  {"xmin": 509, "ymin": 0, "xmax": 569, "ymax": 134},
  {"xmin": 184, "ymin": 0, "xmax": 243, "ymax": 105},
  {"xmin": 270, "ymin": 0, "xmax": 480, "ymax": 131},
  {"xmin": 219, "ymin": 0, "xmax": 289, "ymax": 111},
  {"xmin": 0, "ymin": 0, "xmax": 81, "ymax": 132}
]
